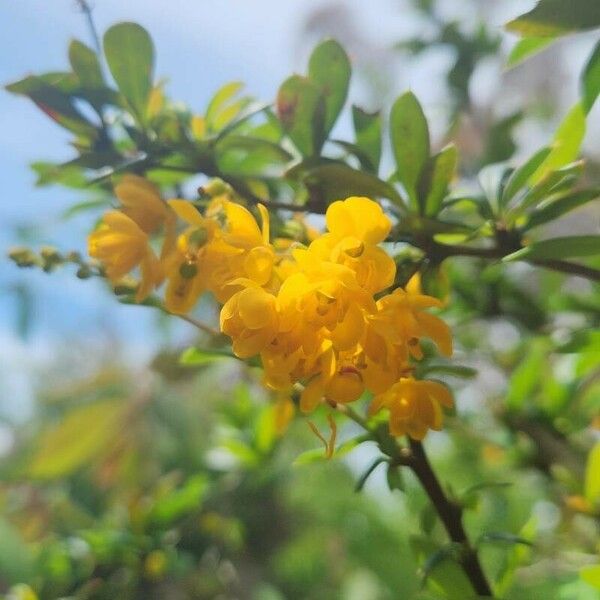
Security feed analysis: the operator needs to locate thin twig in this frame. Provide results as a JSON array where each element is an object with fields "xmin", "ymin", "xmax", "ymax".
[
  {"xmin": 75, "ymin": 0, "xmax": 102, "ymax": 55},
  {"xmin": 177, "ymin": 313, "xmax": 220, "ymax": 337}
]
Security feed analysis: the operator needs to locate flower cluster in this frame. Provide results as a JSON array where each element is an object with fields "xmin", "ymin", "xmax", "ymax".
[{"xmin": 89, "ymin": 176, "xmax": 454, "ymax": 440}]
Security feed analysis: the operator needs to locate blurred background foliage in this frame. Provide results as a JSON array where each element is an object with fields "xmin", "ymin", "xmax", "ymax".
[{"xmin": 2, "ymin": 0, "xmax": 600, "ymax": 598}]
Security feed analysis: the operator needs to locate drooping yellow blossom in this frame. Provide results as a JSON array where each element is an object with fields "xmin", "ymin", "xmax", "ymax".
[
  {"xmin": 369, "ymin": 378, "xmax": 454, "ymax": 440},
  {"xmin": 88, "ymin": 211, "xmax": 162, "ymax": 301},
  {"xmin": 89, "ymin": 183, "xmax": 456, "ymax": 441}
]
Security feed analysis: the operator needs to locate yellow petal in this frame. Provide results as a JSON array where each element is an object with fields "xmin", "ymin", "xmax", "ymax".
[
  {"xmin": 300, "ymin": 377, "xmax": 324, "ymax": 413},
  {"xmin": 167, "ymin": 199, "xmax": 205, "ymax": 227}
]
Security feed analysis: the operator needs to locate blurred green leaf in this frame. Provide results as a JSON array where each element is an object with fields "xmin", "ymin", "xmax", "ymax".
[
  {"xmin": 581, "ymin": 564, "xmax": 600, "ymax": 590},
  {"xmin": 355, "ymin": 458, "xmax": 386, "ymax": 492},
  {"xmin": 352, "ymin": 106, "xmax": 382, "ymax": 173},
  {"xmin": 582, "ymin": 40, "xmax": 600, "ymax": 113},
  {"xmin": 506, "ymin": 339, "xmax": 548, "ymax": 411},
  {"xmin": 29, "ymin": 399, "xmax": 127, "ymax": 479},
  {"xmin": 422, "ymin": 144, "xmax": 458, "ymax": 216},
  {"xmin": 149, "ymin": 475, "xmax": 208, "ymax": 525},
  {"xmin": 477, "ymin": 532, "xmax": 533, "ymax": 547},
  {"xmin": 530, "ymin": 103, "xmax": 586, "ymax": 184},
  {"xmin": 206, "ymin": 81, "xmax": 243, "ymax": 129},
  {"xmin": 179, "ymin": 347, "xmax": 236, "ymax": 366},
  {"xmin": 584, "ymin": 442, "xmax": 600, "ymax": 506},
  {"xmin": 277, "ymin": 75, "xmax": 325, "ymax": 157},
  {"xmin": 418, "ymin": 364, "xmax": 477, "ymax": 380},
  {"xmin": 308, "ymin": 39, "xmax": 350, "ymax": 135},
  {"xmin": 502, "ymin": 147, "xmax": 552, "ymax": 205},
  {"xmin": 506, "ymin": 0, "xmax": 600, "ymax": 37},
  {"xmin": 504, "ymin": 235, "xmax": 600, "ymax": 261},
  {"xmin": 507, "ymin": 37, "xmax": 556, "ymax": 67},
  {"xmin": 386, "ymin": 463, "xmax": 404, "ymax": 492},
  {"xmin": 525, "ymin": 189, "xmax": 600, "ymax": 230},
  {"xmin": 103, "ymin": 22, "xmax": 154, "ymax": 120},
  {"xmin": 390, "ymin": 92, "xmax": 430, "ymax": 206},
  {"xmin": 69, "ymin": 39, "xmax": 104, "ymax": 89}
]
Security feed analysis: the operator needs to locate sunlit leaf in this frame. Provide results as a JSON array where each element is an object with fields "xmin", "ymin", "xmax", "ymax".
[
  {"xmin": 584, "ymin": 442, "xmax": 600, "ymax": 506},
  {"xmin": 103, "ymin": 22, "xmax": 154, "ymax": 121},
  {"xmin": 581, "ymin": 564, "xmax": 600, "ymax": 590},
  {"xmin": 506, "ymin": 0, "xmax": 600, "ymax": 37},
  {"xmin": 507, "ymin": 36, "xmax": 556, "ymax": 67},
  {"xmin": 504, "ymin": 235, "xmax": 600, "ymax": 262},
  {"xmin": 502, "ymin": 147, "xmax": 552, "ymax": 205},
  {"xmin": 179, "ymin": 347, "xmax": 236, "ymax": 366},
  {"xmin": 390, "ymin": 92, "xmax": 430, "ymax": 206},
  {"xmin": 277, "ymin": 75, "xmax": 326, "ymax": 156},
  {"xmin": 29, "ymin": 400, "xmax": 128, "ymax": 479},
  {"xmin": 308, "ymin": 39, "xmax": 351, "ymax": 134},
  {"xmin": 205, "ymin": 81, "xmax": 243, "ymax": 129}
]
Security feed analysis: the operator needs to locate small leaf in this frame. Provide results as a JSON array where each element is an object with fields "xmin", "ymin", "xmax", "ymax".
[
  {"xmin": 390, "ymin": 92, "xmax": 430, "ymax": 206},
  {"xmin": 277, "ymin": 75, "xmax": 326, "ymax": 156},
  {"xmin": 504, "ymin": 235, "xmax": 600, "ymax": 262},
  {"xmin": 205, "ymin": 81, "xmax": 243, "ymax": 128},
  {"xmin": 525, "ymin": 189, "xmax": 600, "ymax": 230},
  {"xmin": 507, "ymin": 36, "xmax": 556, "ymax": 68},
  {"xmin": 582, "ymin": 39, "xmax": 600, "ymax": 113},
  {"xmin": 584, "ymin": 442, "xmax": 600, "ymax": 506},
  {"xmin": 308, "ymin": 39, "xmax": 351, "ymax": 135},
  {"xmin": 293, "ymin": 447, "xmax": 329, "ymax": 466},
  {"xmin": 477, "ymin": 532, "xmax": 533, "ymax": 547},
  {"xmin": 296, "ymin": 162, "xmax": 403, "ymax": 205},
  {"xmin": 149, "ymin": 475, "xmax": 208, "ymax": 525},
  {"xmin": 29, "ymin": 400, "xmax": 127, "ymax": 478},
  {"xmin": 502, "ymin": 146, "xmax": 552, "ymax": 205},
  {"xmin": 422, "ymin": 144, "xmax": 458, "ymax": 216},
  {"xmin": 69, "ymin": 39, "xmax": 104, "ymax": 89},
  {"xmin": 386, "ymin": 462, "xmax": 405, "ymax": 492},
  {"xmin": 418, "ymin": 364, "xmax": 478, "ymax": 379},
  {"xmin": 179, "ymin": 347, "xmax": 236, "ymax": 366},
  {"xmin": 352, "ymin": 106, "xmax": 382, "ymax": 172},
  {"xmin": 506, "ymin": 0, "xmax": 600, "ymax": 37},
  {"xmin": 103, "ymin": 22, "xmax": 154, "ymax": 121},
  {"xmin": 530, "ymin": 103, "xmax": 586, "ymax": 184}
]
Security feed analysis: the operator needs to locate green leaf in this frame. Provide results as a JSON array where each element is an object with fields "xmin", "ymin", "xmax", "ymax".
[
  {"xmin": 206, "ymin": 81, "xmax": 244, "ymax": 128},
  {"xmin": 277, "ymin": 75, "xmax": 326, "ymax": 156},
  {"xmin": 525, "ymin": 189, "xmax": 600, "ymax": 230},
  {"xmin": 502, "ymin": 146, "xmax": 552, "ymax": 205},
  {"xmin": 6, "ymin": 76, "xmax": 97, "ymax": 137},
  {"xmin": 29, "ymin": 400, "xmax": 127, "ymax": 478},
  {"xmin": 179, "ymin": 347, "xmax": 236, "ymax": 366},
  {"xmin": 352, "ymin": 106, "xmax": 382, "ymax": 173},
  {"xmin": 148, "ymin": 475, "xmax": 208, "ymax": 525},
  {"xmin": 582, "ymin": 40, "xmax": 600, "ymax": 113},
  {"xmin": 293, "ymin": 447, "xmax": 329, "ymax": 466},
  {"xmin": 477, "ymin": 532, "xmax": 533, "ymax": 547},
  {"xmin": 69, "ymin": 39, "xmax": 104, "ymax": 89},
  {"xmin": 581, "ymin": 565, "xmax": 600, "ymax": 590},
  {"xmin": 308, "ymin": 39, "xmax": 351, "ymax": 135},
  {"xmin": 390, "ymin": 92, "xmax": 430, "ymax": 205},
  {"xmin": 507, "ymin": 36, "xmax": 556, "ymax": 67},
  {"xmin": 531, "ymin": 103, "xmax": 586, "ymax": 185},
  {"xmin": 584, "ymin": 442, "xmax": 600, "ymax": 506},
  {"xmin": 422, "ymin": 144, "xmax": 458, "ymax": 216},
  {"xmin": 418, "ymin": 364, "xmax": 477, "ymax": 380},
  {"xmin": 504, "ymin": 235, "xmax": 600, "ymax": 262},
  {"xmin": 506, "ymin": 0, "xmax": 600, "ymax": 37},
  {"xmin": 297, "ymin": 162, "xmax": 403, "ymax": 205},
  {"xmin": 386, "ymin": 463, "xmax": 405, "ymax": 492},
  {"xmin": 506, "ymin": 339, "xmax": 548, "ymax": 411},
  {"xmin": 103, "ymin": 22, "xmax": 154, "ymax": 120}
]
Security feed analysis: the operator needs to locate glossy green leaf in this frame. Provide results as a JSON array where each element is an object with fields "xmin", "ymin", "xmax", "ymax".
[
  {"xmin": 308, "ymin": 39, "xmax": 350, "ymax": 134},
  {"xmin": 422, "ymin": 144, "xmax": 458, "ymax": 216},
  {"xmin": 582, "ymin": 40, "xmax": 600, "ymax": 113},
  {"xmin": 29, "ymin": 400, "xmax": 127, "ymax": 478},
  {"xmin": 506, "ymin": 0, "xmax": 600, "ymax": 37},
  {"xmin": 298, "ymin": 162, "xmax": 403, "ymax": 205},
  {"xmin": 530, "ymin": 103, "xmax": 586, "ymax": 185},
  {"xmin": 504, "ymin": 235, "xmax": 600, "ymax": 262},
  {"xmin": 277, "ymin": 75, "xmax": 326, "ymax": 156},
  {"xmin": 352, "ymin": 106, "xmax": 382, "ymax": 172},
  {"xmin": 502, "ymin": 147, "xmax": 552, "ymax": 205},
  {"xmin": 525, "ymin": 189, "xmax": 600, "ymax": 230},
  {"xmin": 69, "ymin": 39, "xmax": 103, "ymax": 89},
  {"xmin": 103, "ymin": 22, "xmax": 154, "ymax": 120},
  {"xmin": 584, "ymin": 442, "xmax": 600, "ymax": 506},
  {"xmin": 390, "ymin": 92, "xmax": 430, "ymax": 204},
  {"xmin": 507, "ymin": 37, "xmax": 556, "ymax": 67}
]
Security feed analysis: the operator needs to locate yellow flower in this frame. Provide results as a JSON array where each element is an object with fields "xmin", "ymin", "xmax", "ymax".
[
  {"xmin": 88, "ymin": 211, "xmax": 162, "ymax": 301},
  {"xmin": 369, "ymin": 378, "xmax": 453, "ymax": 440},
  {"xmin": 220, "ymin": 285, "xmax": 279, "ymax": 358},
  {"xmin": 326, "ymin": 196, "xmax": 391, "ymax": 245}
]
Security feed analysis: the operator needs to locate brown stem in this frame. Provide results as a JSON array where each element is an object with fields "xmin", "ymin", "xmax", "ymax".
[{"xmin": 407, "ymin": 439, "xmax": 493, "ymax": 597}]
